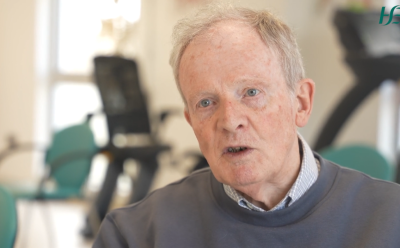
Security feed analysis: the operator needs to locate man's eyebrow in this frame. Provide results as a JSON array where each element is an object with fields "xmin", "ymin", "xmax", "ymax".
[
  {"xmin": 233, "ymin": 78, "xmax": 270, "ymax": 88},
  {"xmin": 187, "ymin": 78, "xmax": 270, "ymax": 101},
  {"xmin": 187, "ymin": 91, "xmax": 215, "ymax": 103}
]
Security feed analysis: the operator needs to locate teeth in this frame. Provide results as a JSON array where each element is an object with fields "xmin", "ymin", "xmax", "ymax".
[{"xmin": 227, "ymin": 147, "xmax": 247, "ymax": 153}]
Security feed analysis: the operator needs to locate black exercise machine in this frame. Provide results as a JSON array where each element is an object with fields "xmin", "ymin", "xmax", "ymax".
[{"xmin": 314, "ymin": 9, "xmax": 400, "ymax": 183}]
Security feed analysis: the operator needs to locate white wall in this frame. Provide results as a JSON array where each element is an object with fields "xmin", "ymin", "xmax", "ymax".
[
  {"xmin": 292, "ymin": 0, "xmax": 382, "ymax": 147},
  {"xmin": 0, "ymin": 0, "xmax": 39, "ymax": 182}
]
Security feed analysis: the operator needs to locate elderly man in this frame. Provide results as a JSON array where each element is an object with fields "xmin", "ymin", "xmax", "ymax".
[{"xmin": 93, "ymin": 5, "xmax": 400, "ymax": 248}]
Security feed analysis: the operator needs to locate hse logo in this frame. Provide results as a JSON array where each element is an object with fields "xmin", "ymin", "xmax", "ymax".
[{"xmin": 380, "ymin": 5, "xmax": 400, "ymax": 25}]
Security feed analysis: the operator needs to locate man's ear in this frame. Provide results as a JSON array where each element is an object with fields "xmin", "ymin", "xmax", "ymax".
[
  {"xmin": 295, "ymin": 78, "xmax": 315, "ymax": 127},
  {"xmin": 184, "ymin": 108, "xmax": 192, "ymax": 126}
]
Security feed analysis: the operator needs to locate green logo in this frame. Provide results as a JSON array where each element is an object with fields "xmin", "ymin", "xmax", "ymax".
[{"xmin": 380, "ymin": 5, "xmax": 400, "ymax": 25}]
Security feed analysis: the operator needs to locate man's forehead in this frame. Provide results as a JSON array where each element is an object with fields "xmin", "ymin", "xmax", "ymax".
[
  {"xmin": 181, "ymin": 22, "xmax": 275, "ymax": 70},
  {"xmin": 190, "ymin": 20, "xmax": 259, "ymax": 46},
  {"xmin": 178, "ymin": 20, "xmax": 285, "ymax": 97}
]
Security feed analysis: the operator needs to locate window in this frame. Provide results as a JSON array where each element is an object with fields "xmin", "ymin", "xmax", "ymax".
[{"xmin": 50, "ymin": 0, "xmax": 142, "ymax": 192}]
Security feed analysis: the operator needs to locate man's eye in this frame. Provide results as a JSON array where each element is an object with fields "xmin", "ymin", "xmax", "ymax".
[
  {"xmin": 199, "ymin": 99, "xmax": 211, "ymax": 107},
  {"xmin": 246, "ymin": 89, "xmax": 259, "ymax": 96}
]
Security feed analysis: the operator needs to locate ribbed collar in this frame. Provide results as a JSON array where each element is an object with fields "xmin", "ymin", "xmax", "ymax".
[{"xmin": 210, "ymin": 154, "xmax": 339, "ymax": 227}]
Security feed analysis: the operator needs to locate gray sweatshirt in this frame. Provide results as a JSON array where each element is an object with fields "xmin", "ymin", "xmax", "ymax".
[{"xmin": 93, "ymin": 154, "xmax": 400, "ymax": 248}]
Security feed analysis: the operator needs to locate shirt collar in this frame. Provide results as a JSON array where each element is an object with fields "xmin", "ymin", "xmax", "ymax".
[{"xmin": 223, "ymin": 133, "xmax": 319, "ymax": 212}]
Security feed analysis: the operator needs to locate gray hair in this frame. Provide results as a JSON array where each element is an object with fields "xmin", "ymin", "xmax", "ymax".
[{"xmin": 169, "ymin": 4, "xmax": 305, "ymax": 102}]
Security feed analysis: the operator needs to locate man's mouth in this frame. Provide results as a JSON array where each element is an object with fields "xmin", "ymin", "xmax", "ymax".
[{"xmin": 227, "ymin": 146, "xmax": 248, "ymax": 153}]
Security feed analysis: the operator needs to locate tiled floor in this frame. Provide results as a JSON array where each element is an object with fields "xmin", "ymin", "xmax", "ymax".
[{"xmin": 14, "ymin": 200, "xmax": 94, "ymax": 248}]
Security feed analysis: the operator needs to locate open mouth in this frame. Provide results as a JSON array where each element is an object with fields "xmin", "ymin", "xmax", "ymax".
[{"xmin": 227, "ymin": 147, "xmax": 248, "ymax": 153}]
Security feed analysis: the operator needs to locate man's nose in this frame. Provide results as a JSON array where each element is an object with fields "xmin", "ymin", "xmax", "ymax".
[{"xmin": 216, "ymin": 99, "xmax": 246, "ymax": 133}]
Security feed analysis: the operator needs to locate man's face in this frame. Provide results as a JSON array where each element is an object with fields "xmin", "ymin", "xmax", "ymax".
[{"xmin": 179, "ymin": 21, "xmax": 305, "ymax": 189}]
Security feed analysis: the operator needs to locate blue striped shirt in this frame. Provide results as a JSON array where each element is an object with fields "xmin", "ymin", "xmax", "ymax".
[{"xmin": 223, "ymin": 134, "xmax": 319, "ymax": 212}]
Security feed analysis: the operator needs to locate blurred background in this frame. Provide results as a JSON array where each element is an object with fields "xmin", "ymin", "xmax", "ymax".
[{"xmin": 0, "ymin": 0, "xmax": 398, "ymax": 247}]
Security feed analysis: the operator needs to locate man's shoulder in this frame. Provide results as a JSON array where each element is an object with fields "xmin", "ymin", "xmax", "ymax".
[
  {"xmin": 108, "ymin": 167, "xmax": 213, "ymax": 220},
  {"xmin": 95, "ymin": 168, "xmax": 214, "ymax": 246},
  {"xmin": 319, "ymin": 156, "xmax": 400, "ymax": 203}
]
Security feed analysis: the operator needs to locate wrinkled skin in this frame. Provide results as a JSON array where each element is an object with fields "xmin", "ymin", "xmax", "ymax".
[{"xmin": 179, "ymin": 20, "xmax": 315, "ymax": 209}]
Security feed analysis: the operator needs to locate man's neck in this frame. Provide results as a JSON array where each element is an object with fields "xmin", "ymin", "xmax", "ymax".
[{"xmin": 232, "ymin": 140, "xmax": 302, "ymax": 211}]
